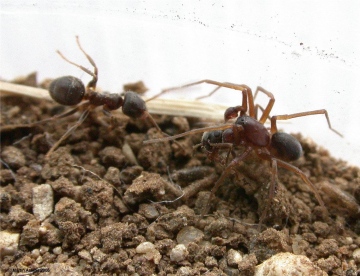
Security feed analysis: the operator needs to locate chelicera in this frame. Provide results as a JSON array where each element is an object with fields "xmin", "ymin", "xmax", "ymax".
[
  {"xmin": 144, "ymin": 79, "xmax": 342, "ymax": 223},
  {"xmin": 8, "ymin": 36, "xmax": 164, "ymax": 158}
]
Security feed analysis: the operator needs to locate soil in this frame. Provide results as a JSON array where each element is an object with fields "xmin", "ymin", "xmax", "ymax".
[{"xmin": 0, "ymin": 74, "xmax": 360, "ymax": 275}]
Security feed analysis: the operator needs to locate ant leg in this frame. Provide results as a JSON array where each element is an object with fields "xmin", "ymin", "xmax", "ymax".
[
  {"xmin": 36, "ymin": 101, "xmax": 90, "ymax": 125},
  {"xmin": 75, "ymin": 36, "xmax": 98, "ymax": 89},
  {"xmin": 253, "ymin": 86, "xmax": 275, "ymax": 124},
  {"xmin": 56, "ymin": 36, "xmax": 98, "ymax": 89},
  {"xmin": 45, "ymin": 108, "xmax": 92, "ymax": 158},
  {"xmin": 202, "ymin": 146, "xmax": 253, "ymax": 216},
  {"xmin": 0, "ymin": 102, "xmax": 90, "ymax": 132},
  {"xmin": 270, "ymin": 109, "xmax": 342, "ymax": 137}
]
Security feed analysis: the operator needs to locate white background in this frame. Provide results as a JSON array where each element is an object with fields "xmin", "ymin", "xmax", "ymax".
[{"xmin": 1, "ymin": 1, "xmax": 360, "ymax": 167}]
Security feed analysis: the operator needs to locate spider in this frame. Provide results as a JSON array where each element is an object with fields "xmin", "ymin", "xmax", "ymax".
[{"xmin": 144, "ymin": 79, "xmax": 342, "ymax": 223}]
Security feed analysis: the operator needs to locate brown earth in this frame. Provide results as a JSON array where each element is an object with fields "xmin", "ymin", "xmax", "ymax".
[{"xmin": 0, "ymin": 75, "xmax": 360, "ymax": 275}]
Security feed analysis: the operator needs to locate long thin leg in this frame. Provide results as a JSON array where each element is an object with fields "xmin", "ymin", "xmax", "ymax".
[
  {"xmin": 0, "ymin": 102, "xmax": 91, "ymax": 132},
  {"xmin": 276, "ymin": 158, "xmax": 326, "ymax": 210},
  {"xmin": 45, "ymin": 108, "xmax": 92, "ymax": 158},
  {"xmin": 146, "ymin": 79, "xmax": 255, "ymax": 118},
  {"xmin": 253, "ymin": 86, "xmax": 275, "ymax": 124},
  {"xmin": 202, "ymin": 146, "xmax": 253, "ymax": 216},
  {"xmin": 196, "ymin": 86, "xmax": 221, "ymax": 100},
  {"xmin": 254, "ymin": 104, "xmax": 272, "ymax": 122},
  {"xmin": 56, "ymin": 36, "xmax": 98, "ymax": 89},
  {"xmin": 143, "ymin": 123, "xmax": 234, "ymax": 144},
  {"xmin": 141, "ymin": 110, "xmax": 186, "ymax": 151},
  {"xmin": 35, "ymin": 101, "xmax": 90, "ymax": 124},
  {"xmin": 257, "ymin": 153, "xmax": 327, "ymax": 224},
  {"xmin": 270, "ymin": 109, "xmax": 342, "ymax": 137},
  {"xmin": 259, "ymin": 158, "xmax": 278, "ymax": 225}
]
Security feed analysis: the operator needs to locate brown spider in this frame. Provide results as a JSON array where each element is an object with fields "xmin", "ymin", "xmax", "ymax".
[{"xmin": 144, "ymin": 79, "xmax": 342, "ymax": 223}]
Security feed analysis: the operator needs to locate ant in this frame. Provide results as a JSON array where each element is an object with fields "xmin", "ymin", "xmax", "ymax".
[
  {"xmin": 3, "ymin": 36, "xmax": 165, "ymax": 158},
  {"xmin": 144, "ymin": 79, "xmax": 342, "ymax": 224}
]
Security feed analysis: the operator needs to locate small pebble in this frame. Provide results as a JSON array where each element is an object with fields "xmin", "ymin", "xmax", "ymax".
[
  {"xmin": 31, "ymin": 248, "xmax": 40, "ymax": 258},
  {"xmin": 136, "ymin": 241, "xmax": 161, "ymax": 264},
  {"xmin": 353, "ymin": 248, "xmax": 360, "ymax": 263},
  {"xmin": 0, "ymin": 189, "xmax": 11, "ymax": 211},
  {"xmin": 254, "ymin": 252, "xmax": 326, "ymax": 276},
  {"xmin": 32, "ymin": 184, "xmax": 54, "ymax": 221},
  {"xmin": 205, "ymin": 256, "xmax": 218, "ymax": 268},
  {"xmin": 91, "ymin": 247, "xmax": 107, "ymax": 263},
  {"xmin": 0, "ymin": 231, "xmax": 20, "ymax": 256},
  {"xmin": 1, "ymin": 146, "xmax": 26, "ymax": 169},
  {"xmin": 344, "ymin": 237, "xmax": 353, "ymax": 245},
  {"xmin": 138, "ymin": 204, "xmax": 160, "ymax": 220},
  {"xmin": 170, "ymin": 244, "xmax": 188, "ymax": 263},
  {"xmin": 36, "ymin": 256, "xmax": 43, "ymax": 263},
  {"xmin": 39, "ymin": 245, "xmax": 49, "ymax": 254},
  {"xmin": 227, "ymin": 249, "xmax": 242, "ymax": 267},
  {"xmin": 53, "ymin": 246, "xmax": 62, "ymax": 255},
  {"xmin": 136, "ymin": 241, "xmax": 155, "ymax": 253},
  {"xmin": 177, "ymin": 266, "xmax": 192, "ymax": 275},
  {"xmin": 176, "ymin": 226, "xmax": 204, "ymax": 246},
  {"xmin": 78, "ymin": 250, "xmax": 93, "ymax": 262}
]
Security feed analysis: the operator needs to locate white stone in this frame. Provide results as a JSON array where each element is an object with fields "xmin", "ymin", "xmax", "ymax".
[
  {"xmin": 170, "ymin": 244, "xmax": 188, "ymax": 263},
  {"xmin": 136, "ymin": 242, "xmax": 161, "ymax": 264},
  {"xmin": 227, "ymin": 249, "xmax": 243, "ymax": 267},
  {"xmin": 0, "ymin": 231, "xmax": 20, "ymax": 256},
  {"xmin": 78, "ymin": 250, "xmax": 93, "ymax": 262},
  {"xmin": 254, "ymin": 252, "xmax": 327, "ymax": 276},
  {"xmin": 352, "ymin": 248, "xmax": 360, "ymax": 263},
  {"xmin": 136, "ymin": 241, "xmax": 156, "ymax": 253},
  {"xmin": 32, "ymin": 184, "xmax": 54, "ymax": 221}
]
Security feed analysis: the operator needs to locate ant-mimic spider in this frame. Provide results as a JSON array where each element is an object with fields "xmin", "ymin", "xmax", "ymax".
[
  {"xmin": 144, "ymin": 79, "xmax": 342, "ymax": 224},
  {"xmin": 3, "ymin": 36, "xmax": 165, "ymax": 158}
]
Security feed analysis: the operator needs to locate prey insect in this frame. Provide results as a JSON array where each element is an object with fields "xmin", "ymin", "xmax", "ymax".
[
  {"xmin": 144, "ymin": 80, "xmax": 342, "ymax": 223},
  {"xmin": 2, "ymin": 36, "xmax": 165, "ymax": 158}
]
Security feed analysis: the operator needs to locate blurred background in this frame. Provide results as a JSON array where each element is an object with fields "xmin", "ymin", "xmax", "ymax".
[{"xmin": 1, "ymin": 0, "xmax": 359, "ymax": 166}]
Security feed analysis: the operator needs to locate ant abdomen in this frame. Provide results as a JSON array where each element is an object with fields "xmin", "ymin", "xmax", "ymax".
[
  {"xmin": 270, "ymin": 132, "xmax": 302, "ymax": 162},
  {"xmin": 49, "ymin": 76, "xmax": 85, "ymax": 106}
]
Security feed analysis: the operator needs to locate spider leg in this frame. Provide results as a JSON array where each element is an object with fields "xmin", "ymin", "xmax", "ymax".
[
  {"xmin": 143, "ymin": 123, "xmax": 233, "ymax": 144},
  {"xmin": 258, "ymin": 158, "xmax": 279, "ymax": 226},
  {"xmin": 201, "ymin": 146, "xmax": 253, "ymax": 216},
  {"xmin": 253, "ymin": 86, "xmax": 275, "ymax": 124},
  {"xmin": 142, "ymin": 110, "xmax": 187, "ymax": 151},
  {"xmin": 146, "ymin": 79, "xmax": 255, "ymax": 118},
  {"xmin": 270, "ymin": 109, "xmax": 342, "ymax": 137},
  {"xmin": 275, "ymin": 158, "xmax": 326, "ymax": 211}
]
